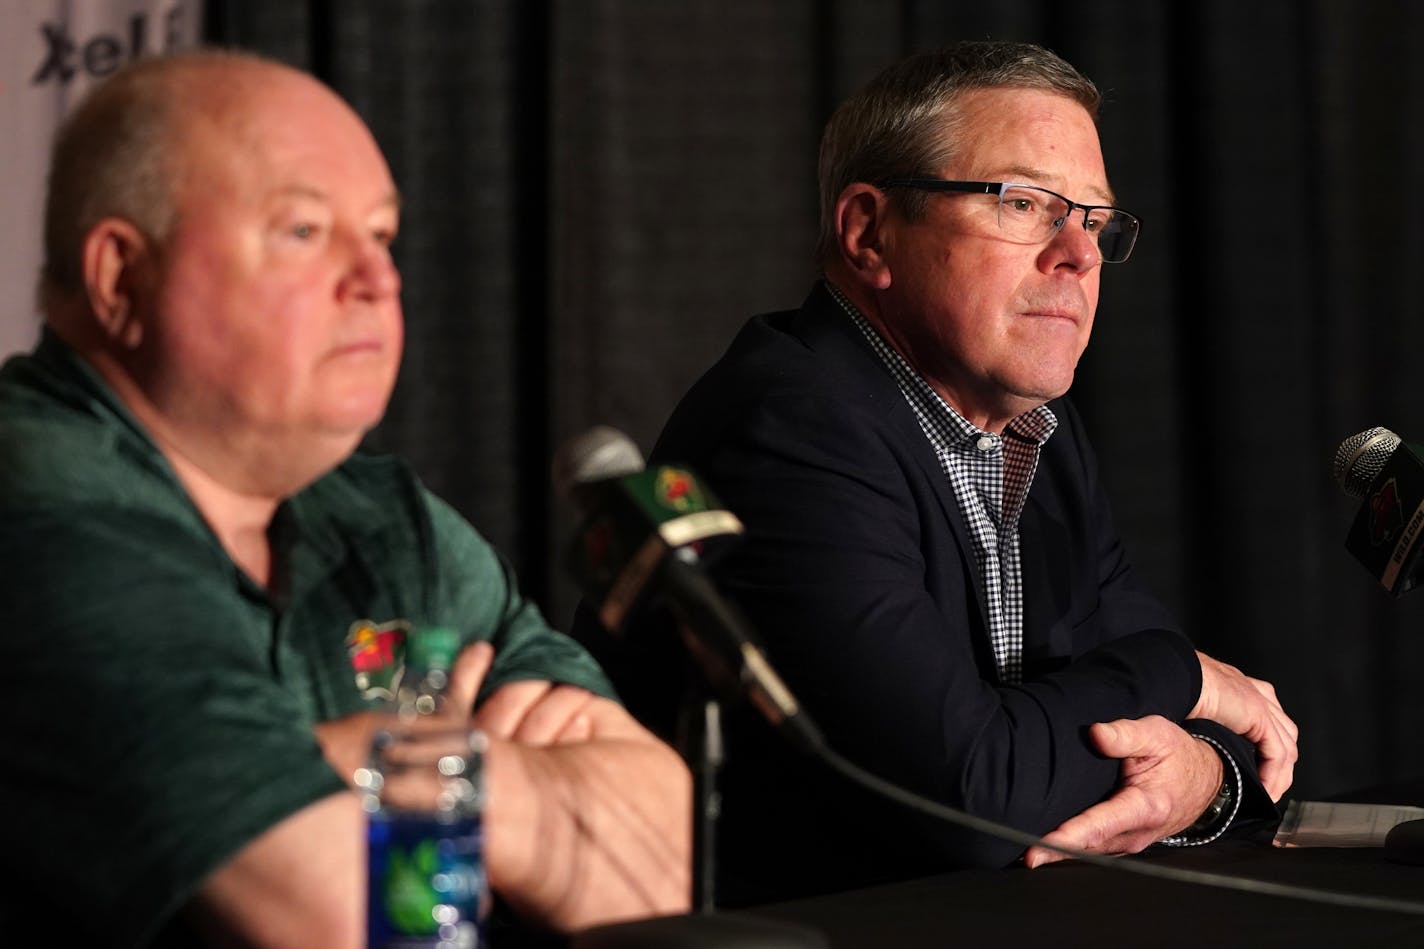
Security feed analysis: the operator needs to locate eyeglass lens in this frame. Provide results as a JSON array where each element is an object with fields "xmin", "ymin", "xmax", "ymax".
[{"xmin": 998, "ymin": 185, "xmax": 1137, "ymax": 262}]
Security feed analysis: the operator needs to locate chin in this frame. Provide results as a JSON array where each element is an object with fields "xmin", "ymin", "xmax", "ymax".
[
  {"xmin": 322, "ymin": 390, "xmax": 393, "ymax": 433},
  {"xmin": 317, "ymin": 423, "xmax": 378, "ymax": 463},
  {"xmin": 1017, "ymin": 362, "xmax": 1077, "ymax": 401}
]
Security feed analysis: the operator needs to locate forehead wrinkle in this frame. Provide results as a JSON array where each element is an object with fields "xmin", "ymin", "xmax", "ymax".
[{"xmin": 272, "ymin": 183, "xmax": 328, "ymax": 203}]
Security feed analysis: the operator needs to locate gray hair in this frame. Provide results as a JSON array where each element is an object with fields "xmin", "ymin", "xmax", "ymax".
[{"xmin": 816, "ymin": 41, "xmax": 1101, "ymax": 266}]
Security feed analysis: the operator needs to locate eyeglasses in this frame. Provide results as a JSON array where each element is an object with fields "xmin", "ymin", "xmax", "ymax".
[{"xmin": 882, "ymin": 178, "xmax": 1142, "ymax": 263}]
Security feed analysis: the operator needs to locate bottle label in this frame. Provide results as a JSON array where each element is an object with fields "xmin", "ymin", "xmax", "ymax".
[{"xmin": 368, "ymin": 813, "xmax": 485, "ymax": 948}]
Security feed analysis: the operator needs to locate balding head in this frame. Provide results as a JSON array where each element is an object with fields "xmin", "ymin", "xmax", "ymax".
[{"xmin": 39, "ymin": 50, "xmax": 312, "ymax": 314}]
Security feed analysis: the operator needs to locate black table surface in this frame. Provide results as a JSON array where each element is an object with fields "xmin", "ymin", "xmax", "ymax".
[
  {"xmin": 572, "ymin": 790, "xmax": 1424, "ymax": 949},
  {"xmin": 740, "ymin": 837, "xmax": 1424, "ymax": 947}
]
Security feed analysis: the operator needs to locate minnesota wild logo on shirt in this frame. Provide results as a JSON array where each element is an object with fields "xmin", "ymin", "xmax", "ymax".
[{"xmin": 346, "ymin": 618, "xmax": 412, "ymax": 702}]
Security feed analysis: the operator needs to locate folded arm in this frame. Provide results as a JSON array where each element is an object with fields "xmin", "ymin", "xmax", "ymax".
[
  {"xmin": 652, "ymin": 388, "xmax": 1205, "ymax": 864},
  {"xmin": 191, "ymin": 642, "xmax": 690, "ymax": 945},
  {"xmin": 185, "ymin": 793, "xmax": 367, "ymax": 948}
]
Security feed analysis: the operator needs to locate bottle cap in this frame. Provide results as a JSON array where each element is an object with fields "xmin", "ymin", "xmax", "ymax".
[{"xmin": 406, "ymin": 626, "xmax": 460, "ymax": 672}]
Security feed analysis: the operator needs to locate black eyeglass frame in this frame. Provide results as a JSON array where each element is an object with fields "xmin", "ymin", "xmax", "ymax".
[{"xmin": 881, "ymin": 177, "xmax": 1142, "ymax": 263}]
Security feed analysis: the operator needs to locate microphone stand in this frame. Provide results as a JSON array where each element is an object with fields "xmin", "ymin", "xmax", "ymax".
[
  {"xmin": 685, "ymin": 689, "xmax": 724, "ymax": 913},
  {"xmin": 568, "ymin": 593, "xmax": 829, "ymax": 945}
]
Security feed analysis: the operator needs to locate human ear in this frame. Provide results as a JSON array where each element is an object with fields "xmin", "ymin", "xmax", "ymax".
[
  {"xmin": 833, "ymin": 184, "xmax": 894, "ymax": 291},
  {"xmin": 81, "ymin": 218, "xmax": 152, "ymax": 349}
]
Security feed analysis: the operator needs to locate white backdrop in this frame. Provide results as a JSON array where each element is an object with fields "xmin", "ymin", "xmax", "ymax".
[{"xmin": 0, "ymin": 0, "xmax": 202, "ymax": 360}]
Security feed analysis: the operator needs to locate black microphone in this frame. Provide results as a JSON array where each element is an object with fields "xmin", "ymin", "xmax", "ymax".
[
  {"xmin": 554, "ymin": 426, "xmax": 824, "ymax": 753},
  {"xmin": 1332, "ymin": 426, "xmax": 1424, "ymax": 595}
]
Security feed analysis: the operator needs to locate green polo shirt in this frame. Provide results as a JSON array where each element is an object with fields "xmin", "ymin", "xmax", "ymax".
[{"xmin": 0, "ymin": 333, "xmax": 614, "ymax": 947}]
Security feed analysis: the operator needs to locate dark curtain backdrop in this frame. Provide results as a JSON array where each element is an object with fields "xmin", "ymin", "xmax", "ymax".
[{"xmin": 206, "ymin": 0, "xmax": 1424, "ymax": 803}]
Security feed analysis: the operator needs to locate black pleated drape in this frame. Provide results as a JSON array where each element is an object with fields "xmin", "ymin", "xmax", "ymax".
[{"xmin": 206, "ymin": 0, "xmax": 1424, "ymax": 803}]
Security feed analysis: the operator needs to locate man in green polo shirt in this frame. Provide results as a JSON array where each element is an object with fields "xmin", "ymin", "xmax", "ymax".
[{"xmin": 0, "ymin": 50, "xmax": 689, "ymax": 946}]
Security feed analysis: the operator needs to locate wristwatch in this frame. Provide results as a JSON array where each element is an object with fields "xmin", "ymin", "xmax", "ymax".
[
  {"xmin": 1184, "ymin": 769, "xmax": 1236, "ymax": 836},
  {"xmin": 1159, "ymin": 734, "xmax": 1244, "ymax": 847}
]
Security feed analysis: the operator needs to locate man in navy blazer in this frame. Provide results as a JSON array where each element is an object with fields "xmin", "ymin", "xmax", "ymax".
[{"xmin": 585, "ymin": 41, "xmax": 1298, "ymax": 905}]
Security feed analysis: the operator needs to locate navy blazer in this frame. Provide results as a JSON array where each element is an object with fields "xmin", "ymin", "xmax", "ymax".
[{"xmin": 578, "ymin": 283, "xmax": 1273, "ymax": 906}]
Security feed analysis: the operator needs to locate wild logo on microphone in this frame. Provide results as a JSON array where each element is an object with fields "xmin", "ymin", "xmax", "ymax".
[
  {"xmin": 656, "ymin": 467, "xmax": 704, "ymax": 512},
  {"xmin": 1335, "ymin": 428, "xmax": 1424, "ymax": 595},
  {"xmin": 1368, "ymin": 479, "xmax": 1405, "ymax": 547}
]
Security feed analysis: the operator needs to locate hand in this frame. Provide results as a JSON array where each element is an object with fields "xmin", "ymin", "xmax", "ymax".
[
  {"xmin": 410, "ymin": 639, "xmax": 695, "ymax": 926},
  {"xmin": 1024, "ymin": 716, "xmax": 1221, "ymax": 868},
  {"xmin": 311, "ymin": 639, "xmax": 594, "ymax": 791},
  {"xmin": 310, "ymin": 640, "xmax": 496, "ymax": 784},
  {"xmin": 1190, "ymin": 650, "xmax": 1298, "ymax": 800},
  {"xmin": 444, "ymin": 639, "xmax": 599, "ymax": 744},
  {"xmin": 481, "ymin": 700, "xmax": 691, "ymax": 928},
  {"xmin": 443, "ymin": 638, "xmax": 495, "ymax": 718},
  {"xmin": 474, "ymin": 680, "xmax": 597, "ymax": 745},
  {"xmin": 312, "ymin": 711, "xmax": 387, "ymax": 786}
]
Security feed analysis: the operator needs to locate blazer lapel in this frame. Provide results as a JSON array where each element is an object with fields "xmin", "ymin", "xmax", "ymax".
[{"xmin": 788, "ymin": 284, "xmax": 992, "ymax": 631}]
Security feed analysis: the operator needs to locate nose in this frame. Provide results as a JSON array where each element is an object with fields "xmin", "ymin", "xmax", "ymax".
[
  {"xmin": 1040, "ymin": 208, "xmax": 1100, "ymax": 274},
  {"xmin": 342, "ymin": 238, "xmax": 402, "ymax": 302}
]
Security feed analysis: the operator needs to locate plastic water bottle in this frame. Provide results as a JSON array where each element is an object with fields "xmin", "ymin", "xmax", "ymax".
[{"xmin": 359, "ymin": 627, "xmax": 488, "ymax": 948}]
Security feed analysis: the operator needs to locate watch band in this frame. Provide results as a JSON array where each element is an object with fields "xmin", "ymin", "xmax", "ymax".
[{"xmin": 1159, "ymin": 734, "xmax": 1243, "ymax": 848}]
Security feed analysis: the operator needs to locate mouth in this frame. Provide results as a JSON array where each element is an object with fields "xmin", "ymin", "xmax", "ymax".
[
  {"xmin": 1019, "ymin": 309, "xmax": 1082, "ymax": 325},
  {"xmin": 329, "ymin": 337, "xmax": 390, "ymax": 361},
  {"xmin": 333, "ymin": 309, "xmax": 403, "ymax": 359}
]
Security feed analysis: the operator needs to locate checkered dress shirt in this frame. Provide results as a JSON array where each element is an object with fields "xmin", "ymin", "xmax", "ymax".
[{"xmin": 826, "ymin": 282, "xmax": 1057, "ymax": 684}]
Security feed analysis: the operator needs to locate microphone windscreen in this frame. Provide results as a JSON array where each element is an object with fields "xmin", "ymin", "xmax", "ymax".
[
  {"xmin": 1333, "ymin": 426, "xmax": 1401, "ymax": 499},
  {"xmin": 553, "ymin": 426, "xmax": 645, "ymax": 498}
]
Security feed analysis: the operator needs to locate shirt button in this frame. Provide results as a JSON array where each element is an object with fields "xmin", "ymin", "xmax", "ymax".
[{"xmin": 976, "ymin": 435, "xmax": 996, "ymax": 452}]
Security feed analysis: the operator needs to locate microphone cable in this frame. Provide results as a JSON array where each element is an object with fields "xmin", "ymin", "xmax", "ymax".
[{"xmin": 812, "ymin": 740, "xmax": 1424, "ymax": 917}]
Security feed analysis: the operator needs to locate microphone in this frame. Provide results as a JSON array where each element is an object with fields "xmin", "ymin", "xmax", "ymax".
[
  {"xmin": 1332, "ymin": 426, "xmax": 1424, "ymax": 595},
  {"xmin": 554, "ymin": 426, "xmax": 824, "ymax": 753},
  {"xmin": 553, "ymin": 425, "xmax": 746, "ymax": 632}
]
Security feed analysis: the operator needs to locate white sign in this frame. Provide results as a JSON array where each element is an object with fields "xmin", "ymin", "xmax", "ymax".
[{"xmin": 0, "ymin": 0, "xmax": 202, "ymax": 359}]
